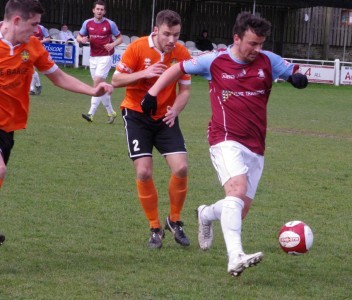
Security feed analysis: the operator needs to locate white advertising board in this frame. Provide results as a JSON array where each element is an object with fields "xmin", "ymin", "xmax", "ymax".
[
  {"xmin": 298, "ymin": 64, "xmax": 335, "ymax": 84},
  {"xmin": 340, "ymin": 66, "xmax": 352, "ymax": 85}
]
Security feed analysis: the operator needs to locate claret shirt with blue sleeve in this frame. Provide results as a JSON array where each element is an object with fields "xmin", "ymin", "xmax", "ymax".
[
  {"xmin": 79, "ymin": 17, "xmax": 121, "ymax": 56},
  {"xmin": 180, "ymin": 47, "xmax": 296, "ymax": 155}
]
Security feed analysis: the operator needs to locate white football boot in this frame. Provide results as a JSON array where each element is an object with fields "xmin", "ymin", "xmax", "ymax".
[
  {"xmin": 197, "ymin": 205, "xmax": 213, "ymax": 251},
  {"xmin": 228, "ymin": 252, "xmax": 264, "ymax": 277}
]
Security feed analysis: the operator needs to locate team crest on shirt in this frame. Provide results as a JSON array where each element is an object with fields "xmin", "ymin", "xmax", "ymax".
[
  {"xmin": 103, "ymin": 27, "xmax": 107, "ymax": 31},
  {"xmin": 21, "ymin": 50, "xmax": 30, "ymax": 62},
  {"xmin": 170, "ymin": 58, "xmax": 178, "ymax": 65},
  {"xmin": 222, "ymin": 90, "xmax": 235, "ymax": 101},
  {"xmin": 144, "ymin": 58, "xmax": 152, "ymax": 68},
  {"xmin": 257, "ymin": 69, "xmax": 265, "ymax": 78}
]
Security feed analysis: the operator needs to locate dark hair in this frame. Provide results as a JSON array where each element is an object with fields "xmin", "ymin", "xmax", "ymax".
[
  {"xmin": 93, "ymin": 0, "xmax": 106, "ymax": 9},
  {"xmin": 155, "ymin": 10, "xmax": 182, "ymax": 27},
  {"xmin": 232, "ymin": 12, "xmax": 271, "ymax": 39},
  {"xmin": 4, "ymin": 0, "xmax": 44, "ymax": 20}
]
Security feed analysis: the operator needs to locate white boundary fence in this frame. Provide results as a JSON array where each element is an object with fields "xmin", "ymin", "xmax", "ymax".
[{"xmin": 284, "ymin": 58, "xmax": 352, "ymax": 86}]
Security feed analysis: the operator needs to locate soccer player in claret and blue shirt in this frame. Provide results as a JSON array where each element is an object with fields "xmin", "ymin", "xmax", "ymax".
[
  {"xmin": 144, "ymin": 12, "xmax": 308, "ymax": 277},
  {"xmin": 77, "ymin": 0, "xmax": 123, "ymax": 124}
]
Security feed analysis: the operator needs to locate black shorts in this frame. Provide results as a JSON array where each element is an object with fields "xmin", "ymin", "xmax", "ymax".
[
  {"xmin": 122, "ymin": 108, "xmax": 187, "ymax": 160},
  {"xmin": 0, "ymin": 130, "xmax": 14, "ymax": 165}
]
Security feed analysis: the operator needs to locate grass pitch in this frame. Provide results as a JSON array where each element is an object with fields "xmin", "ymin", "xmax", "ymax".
[{"xmin": 1, "ymin": 67, "xmax": 351, "ymax": 299}]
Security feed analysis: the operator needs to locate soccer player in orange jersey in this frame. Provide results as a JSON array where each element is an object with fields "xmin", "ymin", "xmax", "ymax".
[
  {"xmin": 111, "ymin": 10, "xmax": 191, "ymax": 249},
  {"xmin": 0, "ymin": 0, "xmax": 113, "ymax": 244}
]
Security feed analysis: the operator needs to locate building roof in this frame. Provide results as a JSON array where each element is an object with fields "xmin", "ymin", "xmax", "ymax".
[{"xmin": 200, "ymin": 0, "xmax": 352, "ymax": 9}]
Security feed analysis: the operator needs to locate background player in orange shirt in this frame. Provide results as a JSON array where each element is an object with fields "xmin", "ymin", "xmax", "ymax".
[
  {"xmin": 0, "ymin": 0, "xmax": 113, "ymax": 245},
  {"xmin": 111, "ymin": 10, "xmax": 191, "ymax": 249}
]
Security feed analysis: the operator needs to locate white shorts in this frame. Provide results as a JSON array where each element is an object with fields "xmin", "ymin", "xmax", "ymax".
[
  {"xmin": 89, "ymin": 56, "xmax": 112, "ymax": 79},
  {"xmin": 209, "ymin": 140, "xmax": 264, "ymax": 199}
]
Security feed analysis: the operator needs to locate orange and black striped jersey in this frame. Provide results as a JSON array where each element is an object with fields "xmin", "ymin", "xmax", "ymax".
[
  {"xmin": 0, "ymin": 35, "xmax": 57, "ymax": 132},
  {"xmin": 116, "ymin": 35, "xmax": 191, "ymax": 120}
]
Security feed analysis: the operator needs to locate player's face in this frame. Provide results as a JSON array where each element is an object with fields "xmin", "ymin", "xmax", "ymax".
[
  {"xmin": 93, "ymin": 4, "xmax": 106, "ymax": 20},
  {"xmin": 233, "ymin": 29, "xmax": 266, "ymax": 63},
  {"xmin": 14, "ymin": 14, "xmax": 41, "ymax": 44},
  {"xmin": 153, "ymin": 23, "xmax": 181, "ymax": 53}
]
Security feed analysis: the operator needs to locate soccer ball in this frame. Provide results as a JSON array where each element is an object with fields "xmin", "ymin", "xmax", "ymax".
[{"xmin": 278, "ymin": 221, "xmax": 314, "ymax": 255}]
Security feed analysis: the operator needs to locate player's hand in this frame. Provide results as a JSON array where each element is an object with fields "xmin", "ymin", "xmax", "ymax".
[
  {"xmin": 104, "ymin": 43, "xmax": 114, "ymax": 52},
  {"xmin": 81, "ymin": 36, "xmax": 89, "ymax": 44},
  {"xmin": 144, "ymin": 62, "xmax": 167, "ymax": 79},
  {"xmin": 163, "ymin": 106, "xmax": 177, "ymax": 127},
  {"xmin": 141, "ymin": 92, "xmax": 157, "ymax": 116},
  {"xmin": 287, "ymin": 73, "xmax": 308, "ymax": 89},
  {"xmin": 94, "ymin": 82, "xmax": 114, "ymax": 96}
]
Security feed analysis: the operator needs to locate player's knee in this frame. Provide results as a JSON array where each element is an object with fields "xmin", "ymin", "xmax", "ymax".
[
  {"xmin": 136, "ymin": 168, "xmax": 152, "ymax": 181},
  {"xmin": 173, "ymin": 162, "xmax": 188, "ymax": 177},
  {"xmin": 0, "ymin": 164, "xmax": 7, "ymax": 180}
]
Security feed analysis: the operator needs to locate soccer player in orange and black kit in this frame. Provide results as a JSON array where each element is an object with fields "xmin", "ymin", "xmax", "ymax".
[
  {"xmin": 111, "ymin": 10, "xmax": 191, "ymax": 249},
  {"xmin": 0, "ymin": 0, "xmax": 113, "ymax": 245}
]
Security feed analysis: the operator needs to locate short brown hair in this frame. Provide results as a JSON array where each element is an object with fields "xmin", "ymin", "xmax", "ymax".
[
  {"xmin": 4, "ymin": 0, "xmax": 44, "ymax": 20},
  {"xmin": 232, "ymin": 12, "xmax": 271, "ymax": 39},
  {"xmin": 93, "ymin": 0, "xmax": 106, "ymax": 9},
  {"xmin": 155, "ymin": 10, "xmax": 182, "ymax": 28}
]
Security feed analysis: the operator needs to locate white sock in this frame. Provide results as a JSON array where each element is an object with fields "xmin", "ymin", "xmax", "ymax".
[
  {"xmin": 33, "ymin": 71, "xmax": 40, "ymax": 87},
  {"xmin": 202, "ymin": 199, "xmax": 226, "ymax": 222},
  {"xmin": 88, "ymin": 96, "xmax": 102, "ymax": 115},
  {"xmin": 220, "ymin": 196, "xmax": 244, "ymax": 256},
  {"xmin": 101, "ymin": 94, "xmax": 114, "ymax": 115},
  {"xmin": 30, "ymin": 73, "xmax": 37, "ymax": 92}
]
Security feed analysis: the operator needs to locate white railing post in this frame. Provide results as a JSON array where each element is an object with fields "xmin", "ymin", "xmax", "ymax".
[
  {"xmin": 74, "ymin": 40, "xmax": 80, "ymax": 68},
  {"xmin": 334, "ymin": 59, "xmax": 340, "ymax": 86}
]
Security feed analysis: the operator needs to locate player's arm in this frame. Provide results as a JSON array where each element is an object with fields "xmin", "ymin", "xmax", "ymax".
[
  {"xmin": 264, "ymin": 50, "xmax": 308, "ymax": 89},
  {"xmin": 112, "ymin": 34, "xmax": 123, "ymax": 47},
  {"xmin": 41, "ymin": 27, "xmax": 50, "ymax": 43},
  {"xmin": 141, "ymin": 63, "xmax": 185, "ymax": 117},
  {"xmin": 76, "ymin": 33, "xmax": 89, "ymax": 44},
  {"xmin": 148, "ymin": 63, "xmax": 184, "ymax": 96},
  {"xmin": 105, "ymin": 35, "xmax": 123, "ymax": 52},
  {"xmin": 45, "ymin": 68, "xmax": 113, "ymax": 97},
  {"xmin": 111, "ymin": 61, "xmax": 167, "ymax": 88},
  {"xmin": 287, "ymin": 72, "xmax": 308, "ymax": 89},
  {"xmin": 163, "ymin": 82, "xmax": 190, "ymax": 127},
  {"xmin": 41, "ymin": 36, "xmax": 50, "ymax": 43}
]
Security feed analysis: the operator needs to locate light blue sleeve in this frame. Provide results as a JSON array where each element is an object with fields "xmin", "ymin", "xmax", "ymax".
[
  {"xmin": 261, "ymin": 50, "xmax": 295, "ymax": 81},
  {"xmin": 41, "ymin": 26, "xmax": 50, "ymax": 38},
  {"xmin": 79, "ymin": 20, "xmax": 89, "ymax": 36},
  {"xmin": 108, "ymin": 20, "xmax": 121, "ymax": 37},
  {"xmin": 182, "ymin": 51, "xmax": 218, "ymax": 80}
]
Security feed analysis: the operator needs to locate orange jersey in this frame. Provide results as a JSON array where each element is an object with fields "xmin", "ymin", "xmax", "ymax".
[
  {"xmin": 0, "ymin": 35, "xmax": 57, "ymax": 132},
  {"xmin": 116, "ymin": 35, "xmax": 191, "ymax": 120}
]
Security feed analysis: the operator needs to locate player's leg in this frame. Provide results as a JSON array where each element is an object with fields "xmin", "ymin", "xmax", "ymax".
[
  {"xmin": 198, "ymin": 141, "xmax": 264, "ymax": 276},
  {"xmin": 33, "ymin": 71, "xmax": 42, "ymax": 95},
  {"xmin": 0, "ymin": 152, "xmax": 6, "ymax": 189},
  {"xmin": 0, "ymin": 130, "xmax": 14, "ymax": 189},
  {"xmin": 0, "ymin": 153, "xmax": 5, "ymax": 242},
  {"xmin": 155, "ymin": 118, "xmax": 190, "ymax": 246},
  {"xmin": 0, "ymin": 152, "xmax": 5, "ymax": 243},
  {"xmin": 0, "ymin": 130, "xmax": 15, "ymax": 246},
  {"xmin": 29, "ymin": 70, "xmax": 37, "ymax": 95},
  {"xmin": 95, "ymin": 56, "xmax": 116, "ymax": 123},
  {"xmin": 82, "ymin": 57, "xmax": 100, "ymax": 122},
  {"xmin": 122, "ymin": 109, "xmax": 162, "ymax": 248}
]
